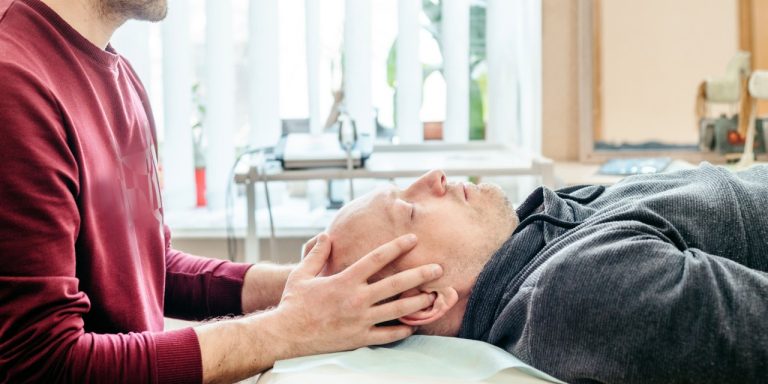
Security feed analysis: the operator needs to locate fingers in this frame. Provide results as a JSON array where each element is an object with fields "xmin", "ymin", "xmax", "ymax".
[
  {"xmin": 301, "ymin": 234, "xmax": 320, "ymax": 259},
  {"xmin": 369, "ymin": 292, "xmax": 436, "ymax": 324},
  {"xmin": 343, "ymin": 234, "xmax": 418, "ymax": 281},
  {"xmin": 365, "ymin": 324, "xmax": 415, "ymax": 346},
  {"xmin": 295, "ymin": 233, "xmax": 331, "ymax": 277},
  {"xmin": 368, "ymin": 264, "xmax": 442, "ymax": 303}
]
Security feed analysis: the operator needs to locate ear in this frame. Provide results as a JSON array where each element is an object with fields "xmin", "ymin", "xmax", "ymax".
[{"xmin": 398, "ymin": 287, "xmax": 459, "ymax": 326}]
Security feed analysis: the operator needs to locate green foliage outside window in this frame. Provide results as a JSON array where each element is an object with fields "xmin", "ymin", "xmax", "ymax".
[{"xmin": 386, "ymin": 0, "xmax": 488, "ymax": 140}]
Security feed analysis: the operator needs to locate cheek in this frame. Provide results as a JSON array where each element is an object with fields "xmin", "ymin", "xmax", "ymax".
[
  {"xmin": 412, "ymin": 199, "xmax": 495, "ymax": 249},
  {"xmin": 390, "ymin": 250, "xmax": 432, "ymax": 281},
  {"xmin": 415, "ymin": 214, "xmax": 479, "ymax": 253}
]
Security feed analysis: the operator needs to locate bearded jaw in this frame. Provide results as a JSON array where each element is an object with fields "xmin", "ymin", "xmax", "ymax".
[{"xmin": 97, "ymin": 0, "xmax": 168, "ymax": 23}]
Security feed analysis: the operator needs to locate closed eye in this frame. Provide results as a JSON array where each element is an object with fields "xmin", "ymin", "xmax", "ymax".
[{"xmin": 394, "ymin": 197, "xmax": 415, "ymax": 222}]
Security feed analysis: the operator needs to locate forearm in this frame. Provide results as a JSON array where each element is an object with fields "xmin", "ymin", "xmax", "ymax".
[
  {"xmin": 241, "ymin": 263, "xmax": 294, "ymax": 313},
  {"xmin": 196, "ymin": 233, "xmax": 442, "ymax": 383},
  {"xmin": 194, "ymin": 310, "xmax": 295, "ymax": 384},
  {"xmin": 1, "ymin": 295, "xmax": 202, "ymax": 383},
  {"xmin": 164, "ymin": 248, "xmax": 252, "ymax": 319}
]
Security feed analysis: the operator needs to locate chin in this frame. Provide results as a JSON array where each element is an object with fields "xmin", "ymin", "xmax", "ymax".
[
  {"xmin": 139, "ymin": 3, "xmax": 168, "ymax": 22},
  {"xmin": 477, "ymin": 184, "xmax": 517, "ymax": 224},
  {"xmin": 111, "ymin": 0, "xmax": 168, "ymax": 22}
]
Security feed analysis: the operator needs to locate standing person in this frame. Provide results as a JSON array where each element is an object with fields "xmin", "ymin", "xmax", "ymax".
[{"xmin": 0, "ymin": 0, "xmax": 442, "ymax": 382}]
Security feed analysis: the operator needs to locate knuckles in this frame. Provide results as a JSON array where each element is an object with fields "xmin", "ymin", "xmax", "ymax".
[
  {"xmin": 391, "ymin": 300, "xmax": 408, "ymax": 317},
  {"xmin": 369, "ymin": 250, "xmax": 388, "ymax": 265},
  {"xmin": 388, "ymin": 276, "xmax": 401, "ymax": 291},
  {"xmin": 419, "ymin": 266, "xmax": 435, "ymax": 280},
  {"xmin": 345, "ymin": 291, "xmax": 370, "ymax": 309}
]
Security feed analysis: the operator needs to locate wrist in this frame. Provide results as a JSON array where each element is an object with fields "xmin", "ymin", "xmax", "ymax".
[
  {"xmin": 241, "ymin": 264, "xmax": 294, "ymax": 313},
  {"xmin": 241, "ymin": 308, "xmax": 303, "ymax": 364}
]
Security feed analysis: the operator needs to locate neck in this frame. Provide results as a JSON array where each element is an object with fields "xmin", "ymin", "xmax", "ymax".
[{"xmin": 40, "ymin": 0, "xmax": 125, "ymax": 49}]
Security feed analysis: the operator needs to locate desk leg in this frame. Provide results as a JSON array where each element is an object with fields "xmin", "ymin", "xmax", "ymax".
[{"xmin": 245, "ymin": 181, "xmax": 260, "ymax": 263}]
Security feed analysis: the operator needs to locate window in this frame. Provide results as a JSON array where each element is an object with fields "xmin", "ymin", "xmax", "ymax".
[{"xmin": 110, "ymin": 0, "xmax": 542, "ymax": 223}]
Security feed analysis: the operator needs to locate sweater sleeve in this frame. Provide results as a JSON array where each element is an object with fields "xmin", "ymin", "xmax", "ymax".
[
  {"xmin": 0, "ymin": 63, "xmax": 202, "ymax": 383},
  {"xmin": 163, "ymin": 236, "xmax": 253, "ymax": 320},
  {"xmin": 525, "ymin": 223, "xmax": 768, "ymax": 384}
]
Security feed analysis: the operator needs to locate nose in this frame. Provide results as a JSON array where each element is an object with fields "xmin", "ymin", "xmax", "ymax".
[{"xmin": 407, "ymin": 169, "xmax": 447, "ymax": 197}]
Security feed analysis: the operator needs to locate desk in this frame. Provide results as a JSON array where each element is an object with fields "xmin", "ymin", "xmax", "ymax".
[{"xmin": 234, "ymin": 143, "xmax": 555, "ymax": 263}]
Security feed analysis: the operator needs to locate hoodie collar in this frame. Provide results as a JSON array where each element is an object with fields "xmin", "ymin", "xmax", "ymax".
[{"xmin": 458, "ymin": 185, "xmax": 605, "ymax": 342}]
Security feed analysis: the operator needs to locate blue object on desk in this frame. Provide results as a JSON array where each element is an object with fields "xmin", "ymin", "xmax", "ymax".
[{"xmin": 598, "ymin": 157, "xmax": 672, "ymax": 176}]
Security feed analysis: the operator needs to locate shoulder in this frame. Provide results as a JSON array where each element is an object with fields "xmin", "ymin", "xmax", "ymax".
[
  {"xmin": 0, "ymin": 1, "xmax": 59, "ymax": 91},
  {"xmin": 528, "ymin": 222, "xmax": 684, "ymax": 315},
  {"xmin": 540, "ymin": 222, "xmax": 676, "ymax": 274},
  {"xmin": 520, "ymin": 224, "xmax": 683, "ymax": 363},
  {"xmin": 0, "ymin": 60, "xmax": 58, "ymax": 110},
  {"xmin": 0, "ymin": 0, "xmax": 12, "ymax": 22},
  {"xmin": 0, "ymin": 60, "xmax": 66, "ymax": 147},
  {"xmin": 0, "ymin": 6, "xmax": 57, "ymax": 99}
]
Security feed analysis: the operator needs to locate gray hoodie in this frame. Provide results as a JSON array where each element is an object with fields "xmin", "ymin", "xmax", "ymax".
[{"xmin": 459, "ymin": 163, "xmax": 768, "ymax": 383}]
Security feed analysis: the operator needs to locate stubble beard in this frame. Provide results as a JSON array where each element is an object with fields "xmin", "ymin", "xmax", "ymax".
[
  {"xmin": 460, "ymin": 183, "xmax": 518, "ymax": 276},
  {"xmin": 98, "ymin": 0, "xmax": 168, "ymax": 22},
  {"xmin": 478, "ymin": 183, "xmax": 519, "ymax": 234}
]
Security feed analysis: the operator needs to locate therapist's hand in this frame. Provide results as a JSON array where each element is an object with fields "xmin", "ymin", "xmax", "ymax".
[
  {"xmin": 273, "ymin": 232, "xmax": 442, "ymax": 357},
  {"xmin": 194, "ymin": 233, "xmax": 442, "ymax": 384}
]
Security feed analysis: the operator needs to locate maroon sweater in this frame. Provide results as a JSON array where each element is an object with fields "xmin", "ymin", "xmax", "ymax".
[{"xmin": 0, "ymin": 1, "xmax": 253, "ymax": 382}]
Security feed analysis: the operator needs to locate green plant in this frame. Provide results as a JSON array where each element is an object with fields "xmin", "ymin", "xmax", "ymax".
[{"xmin": 386, "ymin": 0, "xmax": 488, "ymax": 140}]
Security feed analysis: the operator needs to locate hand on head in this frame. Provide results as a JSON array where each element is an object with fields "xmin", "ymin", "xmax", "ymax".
[
  {"xmin": 272, "ymin": 232, "xmax": 443, "ymax": 357},
  {"xmin": 302, "ymin": 232, "xmax": 459, "ymax": 329},
  {"xmin": 271, "ymin": 169, "xmax": 518, "ymax": 358}
]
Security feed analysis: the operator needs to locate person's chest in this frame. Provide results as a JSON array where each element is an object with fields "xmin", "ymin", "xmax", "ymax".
[{"xmin": 47, "ymin": 58, "xmax": 166, "ymax": 331}]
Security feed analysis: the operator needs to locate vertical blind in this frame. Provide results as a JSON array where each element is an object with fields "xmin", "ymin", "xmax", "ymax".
[{"xmin": 110, "ymin": 0, "xmax": 542, "ymax": 212}]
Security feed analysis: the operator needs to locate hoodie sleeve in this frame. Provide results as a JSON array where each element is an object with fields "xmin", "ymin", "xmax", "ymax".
[
  {"xmin": 163, "ymin": 234, "xmax": 253, "ymax": 320},
  {"xmin": 522, "ymin": 223, "xmax": 768, "ymax": 384}
]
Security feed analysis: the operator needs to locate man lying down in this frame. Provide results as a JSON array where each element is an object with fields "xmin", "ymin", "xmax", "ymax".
[{"xmin": 319, "ymin": 164, "xmax": 768, "ymax": 384}]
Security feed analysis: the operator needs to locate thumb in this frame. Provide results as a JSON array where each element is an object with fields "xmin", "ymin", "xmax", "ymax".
[
  {"xmin": 296, "ymin": 233, "xmax": 331, "ymax": 277},
  {"xmin": 301, "ymin": 234, "xmax": 320, "ymax": 259}
]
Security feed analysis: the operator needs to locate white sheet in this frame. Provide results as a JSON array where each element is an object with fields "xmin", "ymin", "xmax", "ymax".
[{"xmin": 256, "ymin": 335, "xmax": 565, "ymax": 384}]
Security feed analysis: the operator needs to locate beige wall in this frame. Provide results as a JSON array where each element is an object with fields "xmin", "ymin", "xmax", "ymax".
[
  {"xmin": 542, "ymin": 0, "xmax": 580, "ymax": 161},
  {"xmin": 601, "ymin": 0, "xmax": 738, "ymax": 145},
  {"xmin": 542, "ymin": 0, "xmax": 749, "ymax": 158}
]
